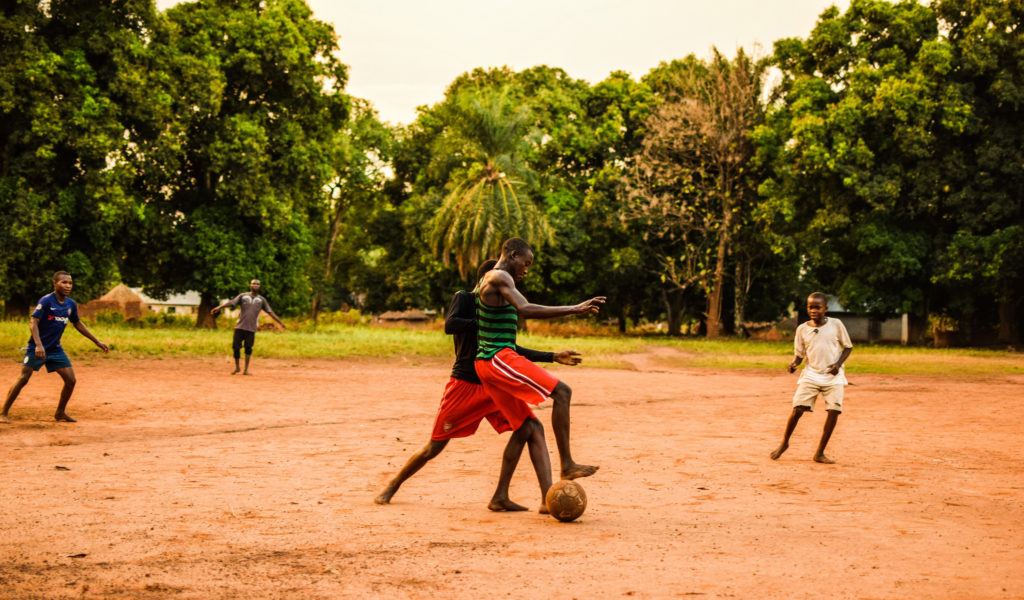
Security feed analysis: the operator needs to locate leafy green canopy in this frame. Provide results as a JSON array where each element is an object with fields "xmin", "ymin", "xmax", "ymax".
[
  {"xmin": 122, "ymin": 0, "xmax": 349, "ymax": 320},
  {"xmin": 428, "ymin": 88, "xmax": 551, "ymax": 278}
]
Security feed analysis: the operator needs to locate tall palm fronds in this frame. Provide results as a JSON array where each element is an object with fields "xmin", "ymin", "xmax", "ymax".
[{"xmin": 428, "ymin": 88, "xmax": 551, "ymax": 278}]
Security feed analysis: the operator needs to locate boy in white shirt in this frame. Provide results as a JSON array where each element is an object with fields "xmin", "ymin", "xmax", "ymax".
[{"xmin": 770, "ymin": 292, "xmax": 853, "ymax": 464}]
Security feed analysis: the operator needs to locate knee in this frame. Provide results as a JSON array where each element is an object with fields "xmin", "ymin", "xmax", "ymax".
[
  {"xmin": 516, "ymin": 418, "xmax": 541, "ymax": 438},
  {"xmin": 424, "ymin": 440, "xmax": 447, "ymax": 459},
  {"xmin": 64, "ymin": 376, "xmax": 77, "ymax": 388},
  {"xmin": 551, "ymin": 381, "xmax": 571, "ymax": 403}
]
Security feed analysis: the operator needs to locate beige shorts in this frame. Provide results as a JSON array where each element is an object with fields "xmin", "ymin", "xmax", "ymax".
[{"xmin": 792, "ymin": 381, "xmax": 845, "ymax": 413}]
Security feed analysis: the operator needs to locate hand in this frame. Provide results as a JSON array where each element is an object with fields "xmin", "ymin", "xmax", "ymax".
[
  {"xmin": 34, "ymin": 347, "xmax": 45, "ymax": 360},
  {"xmin": 97, "ymin": 341, "xmax": 110, "ymax": 353},
  {"xmin": 827, "ymin": 363, "xmax": 841, "ymax": 375},
  {"xmin": 787, "ymin": 361, "xmax": 798, "ymax": 374},
  {"xmin": 554, "ymin": 350, "xmax": 582, "ymax": 366},
  {"xmin": 574, "ymin": 296, "xmax": 607, "ymax": 315},
  {"xmin": 210, "ymin": 307, "xmax": 220, "ymax": 316}
]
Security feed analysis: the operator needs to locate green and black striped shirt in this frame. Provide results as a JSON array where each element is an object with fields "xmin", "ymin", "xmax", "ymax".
[{"xmin": 475, "ymin": 295, "xmax": 518, "ymax": 359}]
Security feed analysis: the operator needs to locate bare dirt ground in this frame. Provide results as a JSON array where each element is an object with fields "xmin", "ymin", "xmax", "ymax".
[{"xmin": 1, "ymin": 354, "xmax": 1022, "ymax": 599}]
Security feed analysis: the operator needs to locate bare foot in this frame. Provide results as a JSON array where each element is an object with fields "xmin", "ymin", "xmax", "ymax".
[
  {"xmin": 0, "ymin": 415, "xmax": 10, "ymax": 423},
  {"xmin": 813, "ymin": 453, "xmax": 836, "ymax": 464},
  {"xmin": 770, "ymin": 443, "xmax": 789, "ymax": 460},
  {"xmin": 374, "ymin": 489, "xmax": 395, "ymax": 505},
  {"xmin": 231, "ymin": 369, "xmax": 240, "ymax": 375},
  {"xmin": 561, "ymin": 463, "xmax": 599, "ymax": 480},
  {"xmin": 538, "ymin": 503, "xmax": 549, "ymax": 515},
  {"xmin": 55, "ymin": 413, "xmax": 76, "ymax": 423},
  {"xmin": 488, "ymin": 498, "xmax": 528, "ymax": 512},
  {"xmin": 243, "ymin": 371, "xmax": 251, "ymax": 376}
]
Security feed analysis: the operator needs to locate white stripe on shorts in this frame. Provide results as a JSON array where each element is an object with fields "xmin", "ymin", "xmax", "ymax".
[{"xmin": 491, "ymin": 354, "xmax": 550, "ymax": 402}]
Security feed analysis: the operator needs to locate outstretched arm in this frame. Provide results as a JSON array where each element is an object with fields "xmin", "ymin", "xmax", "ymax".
[
  {"xmin": 211, "ymin": 295, "xmax": 239, "ymax": 315},
  {"xmin": 262, "ymin": 304, "xmax": 286, "ymax": 329},
  {"xmin": 517, "ymin": 344, "xmax": 582, "ymax": 366},
  {"xmin": 73, "ymin": 321, "xmax": 109, "ymax": 352},
  {"xmin": 490, "ymin": 271, "xmax": 605, "ymax": 320}
]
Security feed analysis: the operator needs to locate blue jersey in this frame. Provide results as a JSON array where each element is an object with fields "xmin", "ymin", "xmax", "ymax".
[{"xmin": 27, "ymin": 293, "xmax": 80, "ymax": 353}]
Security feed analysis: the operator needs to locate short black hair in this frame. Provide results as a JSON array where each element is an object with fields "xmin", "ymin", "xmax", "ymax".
[
  {"xmin": 807, "ymin": 291, "xmax": 828, "ymax": 305},
  {"xmin": 477, "ymin": 259, "xmax": 498, "ymax": 280},
  {"xmin": 501, "ymin": 238, "xmax": 531, "ymax": 257},
  {"xmin": 52, "ymin": 271, "xmax": 71, "ymax": 283}
]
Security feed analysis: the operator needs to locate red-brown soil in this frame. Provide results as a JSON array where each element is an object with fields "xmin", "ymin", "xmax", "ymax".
[{"xmin": 1, "ymin": 356, "xmax": 1021, "ymax": 599}]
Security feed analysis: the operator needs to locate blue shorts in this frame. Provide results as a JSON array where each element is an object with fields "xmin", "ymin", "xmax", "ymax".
[{"xmin": 23, "ymin": 349, "xmax": 73, "ymax": 372}]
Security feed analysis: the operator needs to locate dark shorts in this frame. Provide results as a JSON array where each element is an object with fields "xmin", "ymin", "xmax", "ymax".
[
  {"xmin": 24, "ymin": 349, "xmax": 72, "ymax": 372},
  {"xmin": 232, "ymin": 329, "xmax": 256, "ymax": 356}
]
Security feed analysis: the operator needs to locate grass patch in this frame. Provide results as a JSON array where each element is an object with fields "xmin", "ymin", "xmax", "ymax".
[{"xmin": 0, "ymin": 320, "xmax": 1019, "ymax": 378}]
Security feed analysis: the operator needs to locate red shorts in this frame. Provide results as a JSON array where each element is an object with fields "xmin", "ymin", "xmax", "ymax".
[
  {"xmin": 474, "ymin": 347, "xmax": 559, "ymax": 431},
  {"xmin": 431, "ymin": 378, "xmax": 513, "ymax": 441}
]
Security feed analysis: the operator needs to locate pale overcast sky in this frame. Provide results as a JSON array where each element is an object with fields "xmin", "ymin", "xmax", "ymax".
[{"xmin": 156, "ymin": 0, "xmax": 848, "ymax": 124}]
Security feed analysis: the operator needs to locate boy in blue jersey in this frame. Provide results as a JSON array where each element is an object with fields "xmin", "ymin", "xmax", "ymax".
[{"xmin": 1, "ymin": 272, "xmax": 109, "ymax": 423}]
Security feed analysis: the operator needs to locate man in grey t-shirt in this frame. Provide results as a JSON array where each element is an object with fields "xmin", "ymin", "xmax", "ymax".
[{"xmin": 211, "ymin": 279, "xmax": 286, "ymax": 375}]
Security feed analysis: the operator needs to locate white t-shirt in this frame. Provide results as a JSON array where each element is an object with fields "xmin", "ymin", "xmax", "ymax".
[{"xmin": 794, "ymin": 317, "xmax": 853, "ymax": 385}]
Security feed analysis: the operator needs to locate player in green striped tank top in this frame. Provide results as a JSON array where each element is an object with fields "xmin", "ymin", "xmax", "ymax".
[
  {"xmin": 475, "ymin": 296, "xmax": 519, "ymax": 359},
  {"xmin": 475, "ymin": 238, "xmax": 607, "ymax": 481}
]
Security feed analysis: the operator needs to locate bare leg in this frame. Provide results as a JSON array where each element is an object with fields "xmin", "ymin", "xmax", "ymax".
[
  {"xmin": 232, "ymin": 356, "xmax": 240, "ymax": 374},
  {"xmin": 814, "ymin": 410, "xmax": 840, "ymax": 464},
  {"xmin": 1, "ymin": 367, "xmax": 34, "ymax": 422},
  {"xmin": 54, "ymin": 367, "xmax": 77, "ymax": 422},
  {"xmin": 375, "ymin": 439, "xmax": 449, "ymax": 504},
  {"xmin": 524, "ymin": 419, "xmax": 553, "ymax": 513},
  {"xmin": 550, "ymin": 381, "xmax": 598, "ymax": 480},
  {"xmin": 488, "ymin": 422, "xmax": 533, "ymax": 512},
  {"xmin": 243, "ymin": 353, "xmax": 252, "ymax": 375},
  {"xmin": 770, "ymin": 406, "xmax": 808, "ymax": 460}
]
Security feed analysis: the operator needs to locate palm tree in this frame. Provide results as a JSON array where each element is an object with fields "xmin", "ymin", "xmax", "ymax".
[{"xmin": 429, "ymin": 88, "xmax": 551, "ymax": 278}]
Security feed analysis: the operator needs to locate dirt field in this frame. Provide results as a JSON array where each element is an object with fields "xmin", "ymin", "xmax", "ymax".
[{"xmin": 1, "ymin": 354, "xmax": 1022, "ymax": 599}]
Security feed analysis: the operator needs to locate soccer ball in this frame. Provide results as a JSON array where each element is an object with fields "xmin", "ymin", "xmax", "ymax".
[{"xmin": 545, "ymin": 480, "xmax": 587, "ymax": 522}]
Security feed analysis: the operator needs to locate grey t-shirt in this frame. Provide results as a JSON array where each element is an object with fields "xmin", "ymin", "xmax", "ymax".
[{"xmin": 228, "ymin": 293, "xmax": 272, "ymax": 332}]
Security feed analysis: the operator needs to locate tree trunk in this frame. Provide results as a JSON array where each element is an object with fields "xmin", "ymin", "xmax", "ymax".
[
  {"xmin": 733, "ymin": 259, "xmax": 748, "ymax": 337},
  {"xmin": 663, "ymin": 287, "xmax": 685, "ymax": 336},
  {"xmin": 997, "ymin": 286, "xmax": 1020, "ymax": 345},
  {"xmin": 617, "ymin": 303, "xmax": 627, "ymax": 334},
  {"xmin": 195, "ymin": 292, "xmax": 217, "ymax": 328},
  {"xmin": 312, "ymin": 193, "xmax": 345, "ymax": 326},
  {"xmin": 706, "ymin": 206, "xmax": 732, "ymax": 338}
]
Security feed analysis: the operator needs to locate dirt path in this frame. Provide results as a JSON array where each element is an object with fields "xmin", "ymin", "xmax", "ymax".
[{"xmin": 1, "ymin": 356, "xmax": 1021, "ymax": 599}]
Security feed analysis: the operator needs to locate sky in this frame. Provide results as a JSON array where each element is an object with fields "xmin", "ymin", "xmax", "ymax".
[{"xmin": 155, "ymin": 0, "xmax": 849, "ymax": 124}]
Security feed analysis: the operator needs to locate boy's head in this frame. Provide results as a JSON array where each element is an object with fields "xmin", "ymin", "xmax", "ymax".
[
  {"xmin": 250, "ymin": 279, "xmax": 261, "ymax": 293},
  {"xmin": 52, "ymin": 271, "xmax": 73, "ymax": 295},
  {"xmin": 806, "ymin": 292, "xmax": 828, "ymax": 321},
  {"xmin": 499, "ymin": 238, "xmax": 534, "ymax": 283}
]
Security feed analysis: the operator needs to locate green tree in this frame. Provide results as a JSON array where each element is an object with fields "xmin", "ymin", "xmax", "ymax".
[
  {"xmin": 931, "ymin": 0, "xmax": 1024, "ymax": 343},
  {"xmin": 428, "ymin": 87, "xmax": 551, "ymax": 278},
  {"xmin": 0, "ymin": 0, "xmax": 158, "ymax": 313},
  {"xmin": 754, "ymin": 0, "xmax": 970, "ymax": 331},
  {"xmin": 124, "ymin": 0, "xmax": 349, "ymax": 326},
  {"xmin": 310, "ymin": 98, "xmax": 393, "ymax": 323}
]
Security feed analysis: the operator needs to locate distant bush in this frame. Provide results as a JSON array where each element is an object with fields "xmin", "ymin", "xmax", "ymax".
[
  {"xmin": 313, "ymin": 309, "xmax": 372, "ymax": 326},
  {"xmin": 92, "ymin": 310, "xmax": 194, "ymax": 329}
]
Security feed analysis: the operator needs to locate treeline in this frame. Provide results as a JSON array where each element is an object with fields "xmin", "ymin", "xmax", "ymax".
[{"xmin": 0, "ymin": 0, "xmax": 1020, "ymax": 343}]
